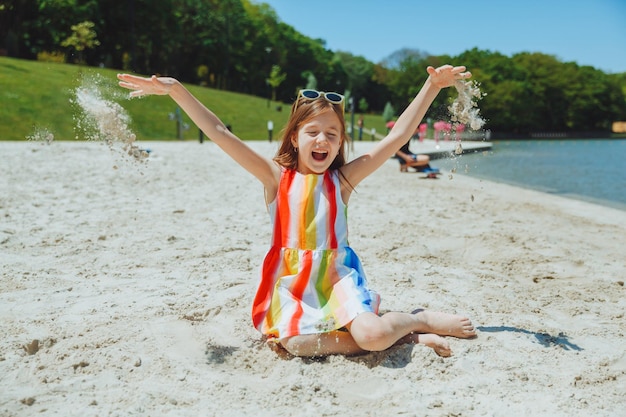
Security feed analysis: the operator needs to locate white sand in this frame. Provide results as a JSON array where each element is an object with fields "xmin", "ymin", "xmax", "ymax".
[{"xmin": 1, "ymin": 140, "xmax": 625, "ymax": 416}]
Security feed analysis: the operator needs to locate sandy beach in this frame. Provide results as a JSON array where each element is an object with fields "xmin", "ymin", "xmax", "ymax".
[{"xmin": 1, "ymin": 140, "xmax": 625, "ymax": 416}]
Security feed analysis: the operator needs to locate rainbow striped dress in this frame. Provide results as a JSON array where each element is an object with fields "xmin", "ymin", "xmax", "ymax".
[{"xmin": 252, "ymin": 168, "xmax": 380, "ymax": 339}]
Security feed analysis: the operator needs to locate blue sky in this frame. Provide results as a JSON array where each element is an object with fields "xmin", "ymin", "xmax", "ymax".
[{"xmin": 257, "ymin": 0, "xmax": 626, "ymax": 74}]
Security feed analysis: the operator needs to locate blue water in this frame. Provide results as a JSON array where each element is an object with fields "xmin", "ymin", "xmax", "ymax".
[{"xmin": 436, "ymin": 139, "xmax": 626, "ymax": 211}]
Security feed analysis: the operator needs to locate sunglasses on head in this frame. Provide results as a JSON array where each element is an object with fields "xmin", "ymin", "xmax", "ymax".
[{"xmin": 293, "ymin": 89, "xmax": 345, "ymax": 114}]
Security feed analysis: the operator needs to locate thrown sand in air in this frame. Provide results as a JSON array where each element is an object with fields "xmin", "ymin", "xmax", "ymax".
[
  {"xmin": 72, "ymin": 75, "xmax": 148, "ymax": 162},
  {"xmin": 448, "ymin": 80, "xmax": 486, "ymax": 155},
  {"xmin": 26, "ymin": 74, "xmax": 149, "ymax": 163},
  {"xmin": 26, "ymin": 127, "xmax": 55, "ymax": 145}
]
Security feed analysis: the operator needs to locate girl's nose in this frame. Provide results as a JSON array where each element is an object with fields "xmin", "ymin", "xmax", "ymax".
[{"xmin": 315, "ymin": 134, "xmax": 328, "ymax": 144}]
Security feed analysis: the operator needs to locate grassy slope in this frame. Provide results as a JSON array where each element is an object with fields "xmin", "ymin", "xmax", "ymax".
[{"xmin": 0, "ymin": 57, "xmax": 388, "ymax": 141}]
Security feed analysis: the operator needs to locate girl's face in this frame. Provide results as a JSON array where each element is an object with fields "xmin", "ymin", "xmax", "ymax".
[{"xmin": 292, "ymin": 110, "xmax": 343, "ymax": 175}]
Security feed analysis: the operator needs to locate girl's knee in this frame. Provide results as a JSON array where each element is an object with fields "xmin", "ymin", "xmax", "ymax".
[
  {"xmin": 279, "ymin": 335, "xmax": 309, "ymax": 356},
  {"xmin": 349, "ymin": 316, "xmax": 392, "ymax": 351},
  {"xmin": 353, "ymin": 331, "xmax": 390, "ymax": 352}
]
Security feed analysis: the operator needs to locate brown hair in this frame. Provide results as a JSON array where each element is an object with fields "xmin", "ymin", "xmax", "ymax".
[{"xmin": 273, "ymin": 97, "xmax": 349, "ymax": 170}]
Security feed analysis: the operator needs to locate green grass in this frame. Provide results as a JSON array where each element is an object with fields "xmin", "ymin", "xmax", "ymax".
[{"xmin": 0, "ymin": 57, "xmax": 388, "ymax": 141}]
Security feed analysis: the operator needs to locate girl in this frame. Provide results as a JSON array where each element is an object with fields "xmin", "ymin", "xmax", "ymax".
[{"xmin": 118, "ymin": 65, "xmax": 476, "ymax": 358}]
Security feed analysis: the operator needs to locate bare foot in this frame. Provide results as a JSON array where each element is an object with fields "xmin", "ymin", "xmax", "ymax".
[
  {"xmin": 413, "ymin": 309, "xmax": 476, "ymax": 339},
  {"xmin": 406, "ymin": 333, "xmax": 451, "ymax": 357}
]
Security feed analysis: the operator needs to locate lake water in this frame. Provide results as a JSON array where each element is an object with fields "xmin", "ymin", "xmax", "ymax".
[{"xmin": 435, "ymin": 139, "xmax": 626, "ymax": 211}]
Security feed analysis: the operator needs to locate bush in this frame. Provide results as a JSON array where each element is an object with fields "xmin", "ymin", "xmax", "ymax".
[
  {"xmin": 382, "ymin": 101, "xmax": 395, "ymax": 123},
  {"xmin": 37, "ymin": 51, "xmax": 65, "ymax": 63}
]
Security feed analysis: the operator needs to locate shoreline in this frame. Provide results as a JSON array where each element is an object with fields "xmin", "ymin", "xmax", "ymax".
[
  {"xmin": 410, "ymin": 138, "xmax": 626, "ymax": 212},
  {"xmin": 1, "ymin": 140, "xmax": 625, "ymax": 416}
]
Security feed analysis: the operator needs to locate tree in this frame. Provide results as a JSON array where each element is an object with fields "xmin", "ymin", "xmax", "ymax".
[
  {"xmin": 270, "ymin": 24, "xmax": 336, "ymax": 101},
  {"xmin": 358, "ymin": 98, "xmax": 369, "ymax": 114},
  {"xmin": 383, "ymin": 52, "xmax": 441, "ymax": 117},
  {"xmin": 1, "ymin": 0, "xmax": 98, "ymax": 60},
  {"xmin": 334, "ymin": 51, "xmax": 372, "ymax": 97},
  {"xmin": 267, "ymin": 64, "xmax": 286, "ymax": 102},
  {"xmin": 3, "ymin": 0, "xmax": 623, "ymax": 134},
  {"xmin": 61, "ymin": 20, "xmax": 100, "ymax": 63},
  {"xmin": 381, "ymin": 48, "xmax": 428, "ymax": 70},
  {"xmin": 241, "ymin": 0, "xmax": 280, "ymax": 95},
  {"xmin": 302, "ymin": 70, "xmax": 317, "ymax": 90},
  {"xmin": 565, "ymin": 64, "xmax": 624, "ymax": 131},
  {"xmin": 382, "ymin": 102, "xmax": 395, "ymax": 123}
]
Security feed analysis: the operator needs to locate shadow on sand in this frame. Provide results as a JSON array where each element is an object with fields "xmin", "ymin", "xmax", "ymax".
[
  {"xmin": 477, "ymin": 326, "xmax": 583, "ymax": 351},
  {"xmin": 242, "ymin": 324, "xmax": 583, "ymax": 370},
  {"xmin": 266, "ymin": 337, "xmax": 417, "ymax": 369}
]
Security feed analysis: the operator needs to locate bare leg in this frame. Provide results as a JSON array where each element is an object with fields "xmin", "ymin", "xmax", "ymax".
[
  {"xmin": 279, "ymin": 330, "xmax": 452, "ymax": 358},
  {"xmin": 412, "ymin": 309, "xmax": 476, "ymax": 338},
  {"xmin": 279, "ymin": 331, "xmax": 366, "ymax": 357},
  {"xmin": 407, "ymin": 155, "xmax": 430, "ymax": 171},
  {"xmin": 403, "ymin": 333, "xmax": 452, "ymax": 357},
  {"xmin": 278, "ymin": 310, "xmax": 474, "ymax": 357},
  {"xmin": 348, "ymin": 310, "xmax": 475, "ymax": 352}
]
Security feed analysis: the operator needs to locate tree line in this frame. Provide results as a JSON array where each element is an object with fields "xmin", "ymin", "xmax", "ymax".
[{"xmin": 2, "ymin": 0, "xmax": 625, "ymax": 135}]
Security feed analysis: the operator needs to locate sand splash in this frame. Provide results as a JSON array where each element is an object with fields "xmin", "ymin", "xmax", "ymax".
[
  {"xmin": 449, "ymin": 80, "xmax": 486, "ymax": 131},
  {"xmin": 26, "ymin": 127, "xmax": 55, "ymax": 144},
  {"xmin": 448, "ymin": 80, "xmax": 486, "ymax": 156},
  {"xmin": 71, "ymin": 74, "xmax": 148, "ymax": 162}
]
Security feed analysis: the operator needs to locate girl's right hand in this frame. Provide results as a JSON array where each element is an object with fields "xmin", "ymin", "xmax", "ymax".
[
  {"xmin": 117, "ymin": 74, "xmax": 178, "ymax": 98},
  {"xmin": 426, "ymin": 65, "xmax": 471, "ymax": 89}
]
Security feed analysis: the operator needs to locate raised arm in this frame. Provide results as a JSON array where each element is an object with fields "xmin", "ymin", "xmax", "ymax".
[
  {"xmin": 341, "ymin": 65, "xmax": 470, "ymax": 187},
  {"xmin": 117, "ymin": 74, "xmax": 280, "ymax": 195}
]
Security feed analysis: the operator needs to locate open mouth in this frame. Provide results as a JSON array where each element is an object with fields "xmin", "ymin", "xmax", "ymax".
[{"xmin": 312, "ymin": 150, "xmax": 328, "ymax": 161}]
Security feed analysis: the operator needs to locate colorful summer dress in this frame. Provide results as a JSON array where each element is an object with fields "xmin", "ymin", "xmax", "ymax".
[{"xmin": 252, "ymin": 168, "xmax": 380, "ymax": 339}]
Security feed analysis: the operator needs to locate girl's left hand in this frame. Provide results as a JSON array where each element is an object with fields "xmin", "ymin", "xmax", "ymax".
[
  {"xmin": 427, "ymin": 65, "xmax": 472, "ymax": 88},
  {"xmin": 117, "ymin": 74, "xmax": 178, "ymax": 98}
]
